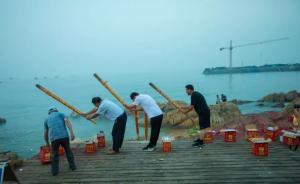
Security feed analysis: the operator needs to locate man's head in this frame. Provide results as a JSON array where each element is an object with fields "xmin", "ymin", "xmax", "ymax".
[
  {"xmin": 48, "ymin": 106, "xmax": 58, "ymax": 114},
  {"xmin": 130, "ymin": 92, "xmax": 139, "ymax": 101},
  {"xmin": 92, "ymin": 97, "xmax": 102, "ymax": 107},
  {"xmin": 185, "ymin": 84, "xmax": 194, "ymax": 96}
]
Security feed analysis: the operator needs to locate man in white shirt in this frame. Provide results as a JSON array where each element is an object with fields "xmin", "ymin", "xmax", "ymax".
[
  {"xmin": 82, "ymin": 97, "xmax": 127, "ymax": 155},
  {"xmin": 127, "ymin": 92, "xmax": 163, "ymax": 151}
]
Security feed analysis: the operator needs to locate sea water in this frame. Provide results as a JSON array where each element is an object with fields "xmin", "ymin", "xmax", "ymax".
[{"xmin": 0, "ymin": 71, "xmax": 300, "ymax": 158}]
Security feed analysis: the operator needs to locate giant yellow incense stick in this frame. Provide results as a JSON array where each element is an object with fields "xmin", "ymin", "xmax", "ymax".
[
  {"xmin": 93, "ymin": 73, "xmax": 142, "ymax": 138},
  {"xmin": 149, "ymin": 82, "xmax": 195, "ymax": 124},
  {"xmin": 93, "ymin": 73, "xmax": 128, "ymax": 109},
  {"xmin": 36, "ymin": 84, "xmax": 96, "ymax": 124},
  {"xmin": 134, "ymin": 111, "xmax": 140, "ymax": 138},
  {"xmin": 144, "ymin": 112, "xmax": 148, "ymax": 141}
]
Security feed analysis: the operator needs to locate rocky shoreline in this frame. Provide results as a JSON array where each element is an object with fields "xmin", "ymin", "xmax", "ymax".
[
  {"xmin": 156, "ymin": 90, "xmax": 300, "ymax": 138},
  {"xmin": 0, "ymin": 151, "xmax": 23, "ymax": 169}
]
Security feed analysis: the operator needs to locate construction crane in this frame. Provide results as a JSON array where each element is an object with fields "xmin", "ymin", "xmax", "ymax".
[{"xmin": 220, "ymin": 37, "xmax": 289, "ymax": 68}]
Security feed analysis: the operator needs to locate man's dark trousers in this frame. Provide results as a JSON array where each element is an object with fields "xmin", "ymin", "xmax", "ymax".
[
  {"xmin": 51, "ymin": 137, "xmax": 76, "ymax": 175},
  {"xmin": 149, "ymin": 114, "xmax": 163, "ymax": 147},
  {"xmin": 112, "ymin": 112, "xmax": 127, "ymax": 152}
]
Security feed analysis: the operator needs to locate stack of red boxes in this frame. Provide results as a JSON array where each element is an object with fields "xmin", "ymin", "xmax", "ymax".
[
  {"xmin": 85, "ymin": 141, "xmax": 97, "ymax": 153},
  {"xmin": 265, "ymin": 127, "xmax": 278, "ymax": 141},
  {"xmin": 39, "ymin": 146, "xmax": 51, "ymax": 164},
  {"xmin": 221, "ymin": 129, "xmax": 237, "ymax": 142},
  {"xmin": 97, "ymin": 131, "xmax": 106, "ymax": 148},
  {"xmin": 246, "ymin": 128, "xmax": 258, "ymax": 142},
  {"xmin": 204, "ymin": 131, "xmax": 214, "ymax": 144},
  {"xmin": 249, "ymin": 138, "xmax": 271, "ymax": 156},
  {"xmin": 162, "ymin": 136, "xmax": 172, "ymax": 153},
  {"xmin": 39, "ymin": 145, "xmax": 65, "ymax": 164},
  {"xmin": 283, "ymin": 131, "xmax": 299, "ymax": 146}
]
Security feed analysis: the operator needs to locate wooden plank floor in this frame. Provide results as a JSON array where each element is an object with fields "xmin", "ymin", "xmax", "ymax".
[{"xmin": 15, "ymin": 140, "xmax": 300, "ymax": 184}]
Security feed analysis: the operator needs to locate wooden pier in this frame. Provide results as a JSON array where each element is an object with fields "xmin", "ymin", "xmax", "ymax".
[{"xmin": 14, "ymin": 140, "xmax": 300, "ymax": 183}]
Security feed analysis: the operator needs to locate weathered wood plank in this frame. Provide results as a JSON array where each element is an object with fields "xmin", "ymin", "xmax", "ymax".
[{"xmin": 14, "ymin": 140, "xmax": 300, "ymax": 183}]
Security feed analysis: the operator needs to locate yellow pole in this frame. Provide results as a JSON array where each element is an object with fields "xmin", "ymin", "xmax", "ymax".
[
  {"xmin": 134, "ymin": 111, "xmax": 140, "ymax": 138},
  {"xmin": 144, "ymin": 112, "xmax": 148, "ymax": 141},
  {"xmin": 36, "ymin": 84, "xmax": 96, "ymax": 124},
  {"xmin": 149, "ymin": 82, "xmax": 195, "ymax": 123},
  {"xmin": 93, "ymin": 73, "xmax": 141, "ymax": 138},
  {"xmin": 93, "ymin": 73, "xmax": 128, "ymax": 109}
]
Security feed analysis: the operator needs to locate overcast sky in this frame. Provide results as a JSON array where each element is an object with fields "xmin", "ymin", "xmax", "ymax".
[{"xmin": 0, "ymin": 0, "xmax": 299, "ymax": 78}]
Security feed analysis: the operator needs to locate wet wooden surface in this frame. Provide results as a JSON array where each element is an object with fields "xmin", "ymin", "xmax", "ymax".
[{"xmin": 13, "ymin": 140, "xmax": 300, "ymax": 184}]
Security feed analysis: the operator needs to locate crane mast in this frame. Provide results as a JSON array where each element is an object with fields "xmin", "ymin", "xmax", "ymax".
[{"xmin": 220, "ymin": 37, "xmax": 289, "ymax": 68}]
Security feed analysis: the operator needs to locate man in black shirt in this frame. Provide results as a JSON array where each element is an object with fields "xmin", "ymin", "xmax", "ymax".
[{"xmin": 181, "ymin": 84, "xmax": 210, "ymax": 148}]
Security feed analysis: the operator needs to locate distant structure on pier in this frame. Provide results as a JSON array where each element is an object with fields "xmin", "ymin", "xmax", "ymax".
[{"xmin": 203, "ymin": 63, "xmax": 300, "ymax": 75}]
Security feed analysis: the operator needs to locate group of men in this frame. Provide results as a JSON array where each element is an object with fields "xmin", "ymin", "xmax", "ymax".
[{"xmin": 43, "ymin": 84, "xmax": 210, "ymax": 176}]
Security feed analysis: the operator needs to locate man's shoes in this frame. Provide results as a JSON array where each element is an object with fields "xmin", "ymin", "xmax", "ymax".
[
  {"xmin": 194, "ymin": 139, "xmax": 201, "ymax": 143},
  {"xmin": 143, "ymin": 145, "xmax": 156, "ymax": 152},
  {"xmin": 192, "ymin": 140, "xmax": 204, "ymax": 148},
  {"xmin": 52, "ymin": 172, "xmax": 58, "ymax": 176},
  {"xmin": 107, "ymin": 149, "xmax": 119, "ymax": 155},
  {"xmin": 142, "ymin": 145, "xmax": 150, "ymax": 150},
  {"xmin": 70, "ymin": 166, "xmax": 77, "ymax": 171}
]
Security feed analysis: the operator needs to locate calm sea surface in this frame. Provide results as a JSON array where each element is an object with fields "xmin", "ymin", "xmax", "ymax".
[{"xmin": 1, "ymin": 71, "xmax": 300, "ymax": 158}]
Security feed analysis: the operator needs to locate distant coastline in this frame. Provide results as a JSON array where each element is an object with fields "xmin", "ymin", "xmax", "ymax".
[{"xmin": 203, "ymin": 63, "xmax": 300, "ymax": 75}]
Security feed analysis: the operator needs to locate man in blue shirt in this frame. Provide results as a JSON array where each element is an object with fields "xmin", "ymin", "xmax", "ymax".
[
  {"xmin": 82, "ymin": 97, "xmax": 127, "ymax": 155},
  {"xmin": 44, "ymin": 107, "xmax": 76, "ymax": 176}
]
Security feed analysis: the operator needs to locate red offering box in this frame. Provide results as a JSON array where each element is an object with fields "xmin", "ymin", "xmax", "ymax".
[
  {"xmin": 283, "ymin": 136, "xmax": 299, "ymax": 146},
  {"xmin": 97, "ymin": 135, "xmax": 106, "ymax": 148},
  {"xmin": 265, "ymin": 129, "xmax": 277, "ymax": 141},
  {"xmin": 246, "ymin": 129, "xmax": 258, "ymax": 142},
  {"xmin": 85, "ymin": 142, "xmax": 97, "ymax": 153},
  {"xmin": 250, "ymin": 138, "xmax": 271, "ymax": 157},
  {"xmin": 39, "ymin": 146, "xmax": 51, "ymax": 164},
  {"xmin": 39, "ymin": 145, "xmax": 65, "ymax": 164},
  {"xmin": 220, "ymin": 129, "xmax": 237, "ymax": 142},
  {"xmin": 162, "ymin": 141, "xmax": 171, "ymax": 153},
  {"xmin": 252, "ymin": 143, "xmax": 269, "ymax": 156},
  {"xmin": 204, "ymin": 131, "xmax": 214, "ymax": 144}
]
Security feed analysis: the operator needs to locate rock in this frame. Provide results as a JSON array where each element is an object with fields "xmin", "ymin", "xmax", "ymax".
[
  {"xmin": 282, "ymin": 97, "xmax": 300, "ymax": 113},
  {"xmin": 285, "ymin": 90, "xmax": 299, "ymax": 102},
  {"xmin": 158, "ymin": 101, "xmax": 188, "ymax": 113},
  {"xmin": 260, "ymin": 91, "xmax": 300, "ymax": 103},
  {"xmin": 272, "ymin": 103, "xmax": 285, "ymax": 108},
  {"xmin": 0, "ymin": 152, "xmax": 23, "ymax": 168},
  {"xmin": 160, "ymin": 102, "xmax": 241, "ymax": 130},
  {"xmin": 210, "ymin": 102, "xmax": 242, "ymax": 130},
  {"xmin": 256, "ymin": 103, "xmax": 265, "ymax": 107},
  {"xmin": 0, "ymin": 117, "xmax": 6, "ymax": 124},
  {"xmin": 175, "ymin": 118, "xmax": 198, "ymax": 129},
  {"xmin": 230, "ymin": 99, "xmax": 252, "ymax": 105}
]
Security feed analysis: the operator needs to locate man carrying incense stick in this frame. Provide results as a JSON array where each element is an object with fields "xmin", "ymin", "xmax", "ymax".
[
  {"xmin": 44, "ymin": 107, "xmax": 76, "ymax": 176},
  {"xmin": 127, "ymin": 92, "xmax": 163, "ymax": 151},
  {"xmin": 181, "ymin": 84, "xmax": 211, "ymax": 149},
  {"xmin": 82, "ymin": 97, "xmax": 127, "ymax": 155}
]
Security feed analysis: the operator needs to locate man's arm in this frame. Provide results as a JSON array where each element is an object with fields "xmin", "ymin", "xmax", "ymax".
[
  {"xmin": 65, "ymin": 118, "xmax": 75, "ymax": 141},
  {"xmin": 126, "ymin": 104, "xmax": 137, "ymax": 111},
  {"xmin": 181, "ymin": 105, "xmax": 194, "ymax": 114},
  {"xmin": 44, "ymin": 130, "xmax": 50, "ymax": 146},
  {"xmin": 81, "ymin": 108, "xmax": 97, "ymax": 116},
  {"xmin": 44, "ymin": 121, "xmax": 50, "ymax": 146},
  {"xmin": 125, "ymin": 104, "xmax": 144, "ymax": 112},
  {"xmin": 85, "ymin": 113, "xmax": 99, "ymax": 120}
]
